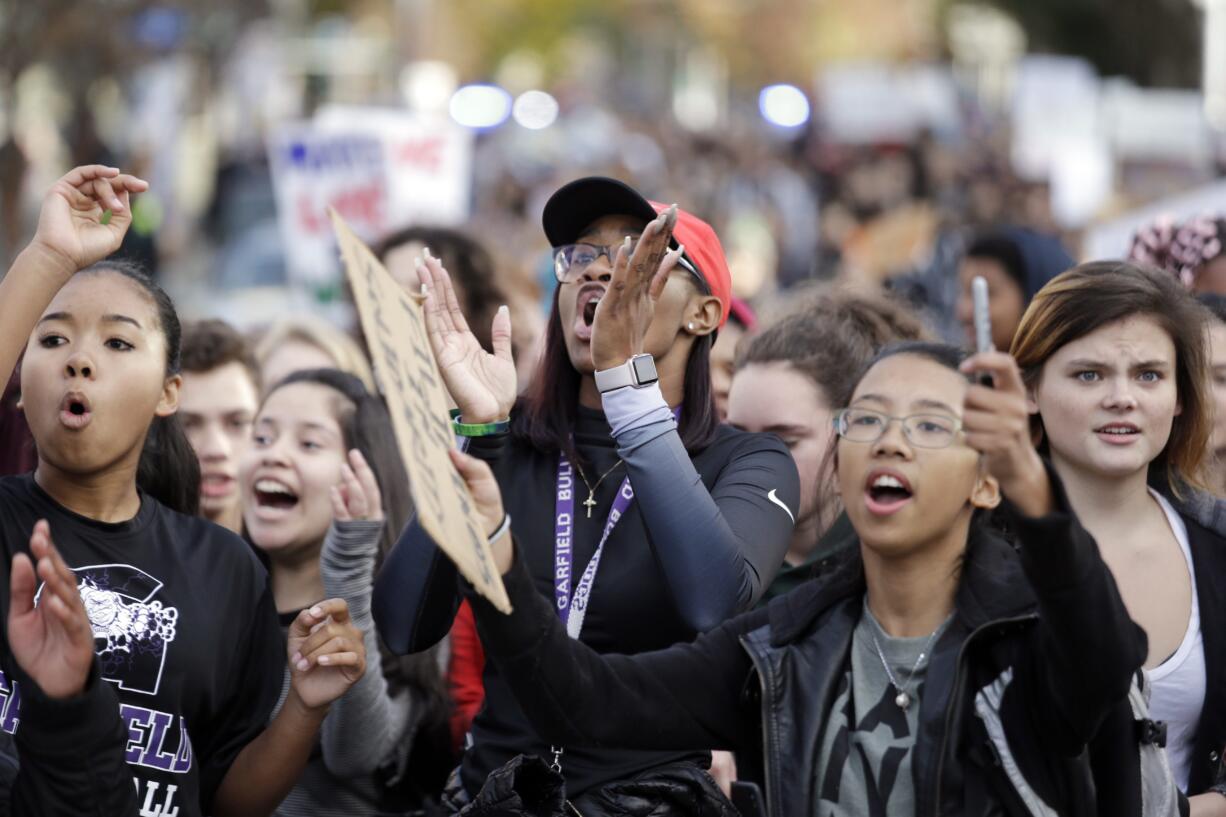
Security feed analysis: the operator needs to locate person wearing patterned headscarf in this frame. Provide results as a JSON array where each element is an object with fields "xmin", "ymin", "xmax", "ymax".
[{"xmin": 1129, "ymin": 214, "xmax": 1226, "ymax": 293}]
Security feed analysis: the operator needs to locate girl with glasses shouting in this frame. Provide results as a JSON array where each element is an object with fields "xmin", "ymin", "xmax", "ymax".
[
  {"xmin": 373, "ymin": 177, "xmax": 799, "ymax": 813},
  {"xmin": 445, "ymin": 340, "xmax": 1151, "ymax": 816}
]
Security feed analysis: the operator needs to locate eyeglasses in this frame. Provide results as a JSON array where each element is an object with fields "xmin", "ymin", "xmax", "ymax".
[
  {"xmin": 552, "ymin": 240, "xmax": 698, "ymax": 284},
  {"xmin": 832, "ymin": 408, "xmax": 962, "ymax": 449}
]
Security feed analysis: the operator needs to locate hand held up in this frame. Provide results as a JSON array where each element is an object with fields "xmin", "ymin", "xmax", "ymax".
[
  {"xmin": 287, "ymin": 598, "xmax": 366, "ymax": 711},
  {"xmin": 959, "ymin": 352, "xmax": 1053, "ymax": 518},
  {"xmin": 7, "ymin": 521, "xmax": 94, "ymax": 700},
  {"xmin": 28, "ymin": 165, "xmax": 149, "ymax": 279},
  {"xmin": 589, "ymin": 205, "xmax": 685, "ymax": 370},
  {"xmin": 330, "ymin": 449, "xmax": 385, "ymax": 523},
  {"xmin": 418, "ymin": 249, "xmax": 516, "ymax": 424}
]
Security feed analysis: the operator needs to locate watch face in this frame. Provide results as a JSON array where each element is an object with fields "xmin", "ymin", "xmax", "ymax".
[{"xmin": 631, "ymin": 355, "xmax": 658, "ymax": 383}]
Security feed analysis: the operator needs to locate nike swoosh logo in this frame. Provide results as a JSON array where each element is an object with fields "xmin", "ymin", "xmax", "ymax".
[{"xmin": 767, "ymin": 489, "xmax": 795, "ymax": 524}]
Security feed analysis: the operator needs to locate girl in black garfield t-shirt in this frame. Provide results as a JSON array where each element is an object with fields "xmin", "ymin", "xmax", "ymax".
[{"xmin": 0, "ymin": 166, "xmax": 367, "ymax": 817}]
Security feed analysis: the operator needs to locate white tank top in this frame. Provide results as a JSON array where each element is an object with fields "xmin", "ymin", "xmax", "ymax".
[{"xmin": 1146, "ymin": 489, "xmax": 1206, "ymax": 793}]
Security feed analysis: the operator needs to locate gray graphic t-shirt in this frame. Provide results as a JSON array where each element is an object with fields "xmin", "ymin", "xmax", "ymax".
[{"xmin": 813, "ymin": 601, "xmax": 952, "ymax": 817}]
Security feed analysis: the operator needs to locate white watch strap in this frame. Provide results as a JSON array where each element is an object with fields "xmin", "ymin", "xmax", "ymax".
[{"xmin": 594, "ymin": 360, "xmax": 635, "ymax": 393}]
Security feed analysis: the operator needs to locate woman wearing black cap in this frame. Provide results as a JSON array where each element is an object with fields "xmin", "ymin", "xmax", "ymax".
[{"xmin": 373, "ymin": 177, "xmax": 800, "ymax": 812}]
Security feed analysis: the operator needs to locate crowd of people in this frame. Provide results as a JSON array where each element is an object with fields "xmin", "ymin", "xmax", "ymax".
[{"xmin": 0, "ymin": 160, "xmax": 1224, "ymax": 817}]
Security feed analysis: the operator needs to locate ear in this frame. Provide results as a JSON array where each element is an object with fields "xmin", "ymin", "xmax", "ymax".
[
  {"xmin": 1174, "ymin": 400, "xmax": 1183, "ymax": 417},
  {"xmin": 1025, "ymin": 386, "xmax": 1039, "ymax": 415},
  {"xmin": 156, "ymin": 374, "xmax": 182, "ymax": 418},
  {"xmin": 684, "ymin": 294, "xmax": 722, "ymax": 337},
  {"xmin": 970, "ymin": 467, "xmax": 1001, "ymax": 510}
]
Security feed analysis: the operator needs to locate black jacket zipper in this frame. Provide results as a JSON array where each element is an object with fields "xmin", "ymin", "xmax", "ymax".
[{"xmin": 932, "ymin": 613, "xmax": 1037, "ymax": 816}]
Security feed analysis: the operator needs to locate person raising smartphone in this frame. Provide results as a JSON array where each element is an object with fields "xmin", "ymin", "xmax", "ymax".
[{"xmin": 446, "ymin": 342, "xmax": 1151, "ymax": 816}]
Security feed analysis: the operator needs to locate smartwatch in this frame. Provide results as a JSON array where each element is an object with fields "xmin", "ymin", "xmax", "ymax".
[{"xmin": 594, "ymin": 354, "xmax": 659, "ymax": 393}]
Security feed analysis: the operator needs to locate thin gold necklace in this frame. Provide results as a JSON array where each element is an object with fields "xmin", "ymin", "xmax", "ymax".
[{"xmin": 573, "ymin": 458, "xmax": 625, "ymax": 518}]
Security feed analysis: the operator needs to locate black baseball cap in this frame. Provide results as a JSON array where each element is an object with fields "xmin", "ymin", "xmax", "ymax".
[{"xmin": 542, "ymin": 176, "xmax": 661, "ymax": 247}]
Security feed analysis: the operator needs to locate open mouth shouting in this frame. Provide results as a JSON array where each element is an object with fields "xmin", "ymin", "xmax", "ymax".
[
  {"xmin": 1094, "ymin": 422, "xmax": 1141, "ymax": 445},
  {"xmin": 864, "ymin": 468, "xmax": 914, "ymax": 516},
  {"xmin": 252, "ymin": 477, "xmax": 300, "ymax": 517},
  {"xmin": 59, "ymin": 391, "xmax": 93, "ymax": 431},
  {"xmin": 574, "ymin": 283, "xmax": 606, "ymax": 343}
]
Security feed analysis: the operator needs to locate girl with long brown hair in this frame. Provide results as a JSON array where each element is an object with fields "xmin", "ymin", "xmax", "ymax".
[{"xmin": 1011, "ymin": 261, "xmax": 1226, "ymax": 813}]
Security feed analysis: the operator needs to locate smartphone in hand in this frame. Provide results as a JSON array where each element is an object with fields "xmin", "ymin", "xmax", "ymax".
[{"xmin": 971, "ymin": 275, "xmax": 994, "ymax": 386}]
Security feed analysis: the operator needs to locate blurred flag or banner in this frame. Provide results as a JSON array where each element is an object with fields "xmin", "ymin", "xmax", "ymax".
[{"xmin": 268, "ymin": 108, "xmax": 473, "ymax": 294}]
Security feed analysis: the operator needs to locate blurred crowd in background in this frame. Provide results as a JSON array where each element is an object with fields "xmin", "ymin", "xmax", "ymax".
[{"xmin": 1, "ymin": 0, "xmax": 1224, "ymax": 356}]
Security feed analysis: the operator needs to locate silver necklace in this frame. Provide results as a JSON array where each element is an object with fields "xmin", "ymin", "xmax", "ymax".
[{"xmin": 870, "ymin": 627, "xmax": 942, "ymax": 711}]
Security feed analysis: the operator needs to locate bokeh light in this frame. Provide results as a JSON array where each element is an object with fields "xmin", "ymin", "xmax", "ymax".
[
  {"xmin": 758, "ymin": 84, "xmax": 811, "ymax": 128},
  {"xmin": 449, "ymin": 84, "xmax": 512, "ymax": 129},
  {"xmin": 512, "ymin": 90, "xmax": 559, "ymax": 129}
]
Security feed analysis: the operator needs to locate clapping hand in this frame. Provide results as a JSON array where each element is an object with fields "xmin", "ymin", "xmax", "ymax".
[
  {"xmin": 8, "ymin": 521, "xmax": 94, "ymax": 700},
  {"xmin": 419, "ymin": 250, "xmax": 516, "ymax": 423},
  {"xmin": 330, "ymin": 449, "xmax": 384, "ymax": 523},
  {"xmin": 589, "ymin": 205, "xmax": 686, "ymax": 370}
]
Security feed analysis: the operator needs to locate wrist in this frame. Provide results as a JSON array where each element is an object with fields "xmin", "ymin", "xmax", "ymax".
[
  {"xmin": 1005, "ymin": 453, "xmax": 1052, "ymax": 518},
  {"xmin": 592, "ymin": 341, "xmax": 643, "ymax": 372},
  {"xmin": 284, "ymin": 685, "xmax": 331, "ymax": 723},
  {"xmin": 21, "ymin": 240, "xmax": 79, "ymax": 282}
]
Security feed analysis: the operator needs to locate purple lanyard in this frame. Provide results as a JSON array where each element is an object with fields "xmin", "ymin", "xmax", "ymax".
[{"xmin": 553, "ymin": 405, "xmax": 680, "ymax": 640}]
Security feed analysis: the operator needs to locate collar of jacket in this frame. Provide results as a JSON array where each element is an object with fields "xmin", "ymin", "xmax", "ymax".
[{"xmin": 765, "ymin": 524, "xmax": 1038, "ymax": 648}]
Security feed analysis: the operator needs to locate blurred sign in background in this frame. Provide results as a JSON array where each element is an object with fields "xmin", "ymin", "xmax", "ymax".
[{"xmin": 0, "ymin": 0, "xmax": 1222, "ymax": 331}]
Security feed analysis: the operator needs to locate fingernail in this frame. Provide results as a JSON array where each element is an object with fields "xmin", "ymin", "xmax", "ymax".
[
  {"xmin": 624, "ymin": 236, "xmax": 632, "ymax": 247},
  {"xmin": 498, "ymin": 304, "xmax": 509, "ymax": 315},
  {"xmin": 420, "ymin": 282, "xmax": 428, "ymax": 295},
  {"xmin": 291, "ymin": 651, "xmax": 302, "ymax": 664},
  {"xmin": 414, "ymin": 255, "xmax": 423, "ymax": 268},
  {"xmin": 296, "ymin": 658, "xmax": 309, "ymax": 671},
  {"xmin": 310, "ymin": 606, "xmax": 323, "ymax": 618},
  {"xmin": 423, "ymin": 246, "xmax": 433, "ymax": 259},
  {"xmin": 318, "ymin": 655, "xmax": 331, "ymax": 665}
]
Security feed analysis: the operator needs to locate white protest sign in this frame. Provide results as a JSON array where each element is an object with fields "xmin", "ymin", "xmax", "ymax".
[
  {"xmin": 269, "ymin": 111, "xmax": 472, "ymax": 291},
  {"xmin": 330, "ymin": 209, "xmax": 511, "ymax": 613}
]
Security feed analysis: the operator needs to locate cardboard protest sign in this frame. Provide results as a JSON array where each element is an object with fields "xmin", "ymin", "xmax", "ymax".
[{"xmin": 330, "ymin": 210, "xmax": 511, "ymax": 613}]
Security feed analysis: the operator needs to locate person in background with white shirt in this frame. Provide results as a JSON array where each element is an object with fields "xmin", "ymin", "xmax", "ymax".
[{"xmin": 1012, "ymin": 261, "xmax": 1226, "ymax": 815}]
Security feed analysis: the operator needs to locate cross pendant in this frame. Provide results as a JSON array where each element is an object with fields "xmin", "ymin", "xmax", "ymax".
[{"xmin": 583, "ymin": 493, "xmax": 598, "ymax": 518}]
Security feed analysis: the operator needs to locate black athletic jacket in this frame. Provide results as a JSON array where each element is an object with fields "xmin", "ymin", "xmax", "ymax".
[{"xmin": 467, "ymin": 472, "xmax": 1151, "ymax": 816}]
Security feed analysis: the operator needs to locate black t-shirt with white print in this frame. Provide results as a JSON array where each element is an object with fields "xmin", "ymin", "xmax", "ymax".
[{"xmin": 0, "ymin": 474, "xmax": 285, "ymax": 817}]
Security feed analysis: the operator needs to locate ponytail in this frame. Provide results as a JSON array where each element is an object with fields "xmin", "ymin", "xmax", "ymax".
[{"xmin": 137, "ymin": 414, "xmax": 200, "ymax": 516}]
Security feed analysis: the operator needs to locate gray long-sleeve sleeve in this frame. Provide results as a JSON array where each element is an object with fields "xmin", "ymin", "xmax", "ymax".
[
  {"xmin": 604, "ymin": 385, "xmax": 800, "ymax": 632},
  {"xmin": 318, "ymin": 519, "xmax": 416, "ymax": 779}
]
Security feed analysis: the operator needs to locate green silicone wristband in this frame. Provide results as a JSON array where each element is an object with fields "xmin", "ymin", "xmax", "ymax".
[{"xmin": 451, "ymin": 410, "xmax": 510, "ymax": 437}]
